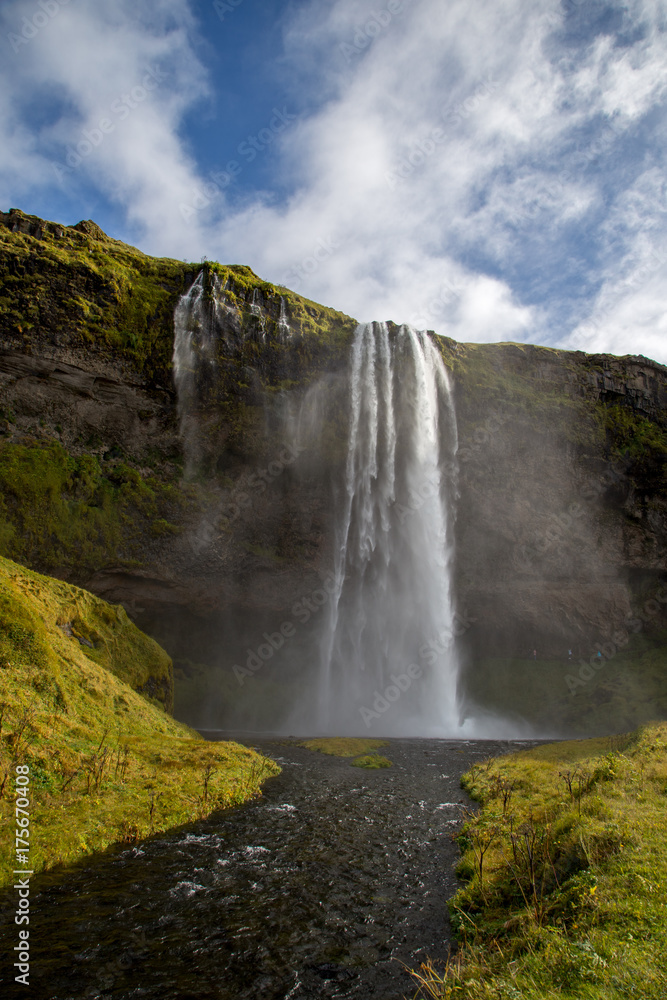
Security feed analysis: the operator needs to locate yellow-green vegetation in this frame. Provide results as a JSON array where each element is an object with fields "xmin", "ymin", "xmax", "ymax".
[
  {"xmin": 0, "ymin": 213, "xmax": 192, "ymax": 383},
  {"xmin": 412, "ymin": 723, "xmax": 667, "ymax": 999},
  {"xmin": 350, "ymin": 752, "xmax": 393, "ymax": 769},
  {"xmin": 0, "ymin": 440, "xmax": 185, "ymax": 574},
  {"xmin": 435, "ymin": 340, "xmax": 667, "ymax": 464},
  {"xmin": 298, "ymin": 737, "xmax": 389, "ymax": 757},
  {"xmin": 205, "ymin": 260, "xmax": 357, "ymax": 362},
  {"xmin": 436, "ymin": 340, "xmax": 600, "ymax": 439},
  {"xmin": 602, "ymin": 403, "xmax": 667, "ymax": 496},
  {"xmin": 0, "ymin": 210, "xmax": 356, "ymax": 387},
  {"xmin": 0, "ymin": 556, "xmax": 279, "ymax": 884}
]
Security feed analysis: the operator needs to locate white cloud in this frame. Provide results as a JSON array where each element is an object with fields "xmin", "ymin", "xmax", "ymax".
[
  {"xmin": 1, "ymin": 0, "xmax": 667, "ymax": 360},
  {"xmin": 0, "ymin": 0, "xmax": 207, "ymax": 249},
  {"xmin": 563, "ymin": 166, "xmax": 667, "ymax": 363}
]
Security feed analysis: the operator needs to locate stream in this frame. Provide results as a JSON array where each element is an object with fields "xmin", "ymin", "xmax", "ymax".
[{"xmin": 1, "ymin": 737, "xmax": 538, "ymax": 1000}]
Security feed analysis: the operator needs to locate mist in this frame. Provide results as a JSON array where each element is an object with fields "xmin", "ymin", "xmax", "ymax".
[{"xmin": 164, "ymin": 274, "xmax": 667, "ymax": 740}]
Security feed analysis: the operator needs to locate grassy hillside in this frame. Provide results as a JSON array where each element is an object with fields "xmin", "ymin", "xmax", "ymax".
[
  {"xmin": 413, "ymin": 723, "xmax": 667, "ymax": 999},
  {"xmin": 0, "ymin": 556, "xmax": 279, "ymax": 884}
]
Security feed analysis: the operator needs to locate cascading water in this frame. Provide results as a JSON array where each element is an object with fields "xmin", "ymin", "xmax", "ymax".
[
  {"xmin": 172, "ymin": 271, "xmax": 218, "ymax": 476},
  {"xmin": 277, "ymin": 296, "xmax": 292, "ymax": 341},
  {"xmin": 311, "ymin": 321, "xmax": 462, "ymax": 736},
  {"xmin": 172, "ymin": 279, "xmax": 471, "ymax": 735}
]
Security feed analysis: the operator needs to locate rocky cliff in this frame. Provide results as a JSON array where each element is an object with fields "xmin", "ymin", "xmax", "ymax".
[
  {"xmin": 445, "ymin": 340, "xmax": 667, "ymax": 658},
  {"xmin": 1, "ymin": 208, "xmax": 666, "ymax": 732}
]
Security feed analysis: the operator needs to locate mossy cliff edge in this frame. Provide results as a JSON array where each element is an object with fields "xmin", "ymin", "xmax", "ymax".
[
  {"xmin": 0, "ymin": 555, "xmax": 279, "ymax": 885},
  {"xmin": 1, "ymin": 208, "xmax": 666, "ymax": 733},
  {"xmin": 0, "ymin": 208, "xmax": 355, "ymax": 618}
]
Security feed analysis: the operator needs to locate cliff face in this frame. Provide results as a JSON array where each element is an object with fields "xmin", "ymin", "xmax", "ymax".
[
  {"xmin": 1, "ymin": 209, "xmax": 666, "ymax": 731},
  {"xmin": 0, "ymin": 208, "xmax": 353, "ymax": 619},
  {"xmin": 440, "ymin": 341, "xmax": 667, "ymax": 660}
]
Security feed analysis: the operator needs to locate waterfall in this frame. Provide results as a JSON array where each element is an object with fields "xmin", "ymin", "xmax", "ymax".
[
  {"xmin": 172, "ymin": 271, "xmax": 217, "ymax": 476},
  {"xmin": 313, "ymin": 321, "xmax": 461, "ymax": 736},
  {"xmin": 277, "ymin": 296, "xmax": 292, "ymax": 341},
  {"xmin": 250, "ymin": 288, "xmax": 266, "ymax": 341}
]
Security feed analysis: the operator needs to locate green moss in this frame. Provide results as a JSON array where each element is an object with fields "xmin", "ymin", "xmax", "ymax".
[
  {"xmin": 601, "ymin": 403, "xmax": 667, "ymax": 493},
  {"xmin": 0, "ymin": 556, "xmax": 280, "ymax": 883},
  {"xmin": 0, "ymin": 440, "xmax": 185, "ymax": 574},
  {"xmin": 350, "ymin": 753, "xmax": 393, "ymax": 768},
  {"xmin": 150, "ymin": 518, "xmax": 182, "ymax": 538},
  {"xmin": 298, "ymin": 737, "xmax": 389, "ymax": 757},
  {"xmin": 241, "ymin": 541, "xmax": 284, "ymax": 562},
  {"xmin": 435, "ymin": 339, "xmax": 597, "ymax": 444}
]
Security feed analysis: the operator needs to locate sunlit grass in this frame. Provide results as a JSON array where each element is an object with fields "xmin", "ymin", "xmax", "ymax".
[
  {"xmin": 298, "ymin": 737, "xmax": 389, "ymax": 757},
  {"xmin": 0, "ymin": 557, "xmax": 279, "ymax": 884},
  {"xmin": 412, "ymin": 723, "xmax": 667, "ymax": 999},
  {"xmin": 350, "ymin": 753, "xmax": 392, "ymax": 769}
]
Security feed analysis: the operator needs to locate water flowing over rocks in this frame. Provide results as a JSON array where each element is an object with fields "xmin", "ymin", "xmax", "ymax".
[{"xmin": 0, "ymin": 737, "xmax": 539, "ymax": 999}]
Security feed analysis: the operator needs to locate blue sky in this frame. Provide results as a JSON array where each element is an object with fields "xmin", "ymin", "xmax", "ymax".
[{"xmin": 1, "ymin": 0, "xmax": 667, "ymax": 362}]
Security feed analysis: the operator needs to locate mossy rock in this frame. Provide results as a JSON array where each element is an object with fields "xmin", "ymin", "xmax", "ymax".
[
  {"xmin": 350, "ymin": 752, "xmax": 393, "ymax": 769},
  {"xmin": 299, "ymin": 737, "xmax": 389, "ymax": 757}
]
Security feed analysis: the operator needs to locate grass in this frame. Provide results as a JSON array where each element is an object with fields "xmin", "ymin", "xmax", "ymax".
[
  {"xmin": 412, "ymin": 722, "xmax": 667, "ymax": 999},
  {"xmin": 0, "ymin": 556, "xmax": 280, "ymax": 885},
  {"xmin": 298, "ymin": 737, "xmax": 389, "ymax": 757},
  {"xmin": 0, "ymin": 439, "xmax": 187, "ymax": 575},
  {"xmin": 350, "ymin": 753, "xmax": 393, "ymax": 769}
]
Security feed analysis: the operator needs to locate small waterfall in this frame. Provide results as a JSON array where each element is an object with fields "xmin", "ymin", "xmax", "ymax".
[
  {"xmin": 312, "ymin": 321, "xmax": 461, "ymax": 736},
  {"xmin": 250, "ymin": 288, "xmax": 266, "ymax": 341},
  {"xmin": 172, "ymin": 271, "xmax": 217, "ymax": 476},
  {"xmin": 277, "ymin": 296, "xmax": 292, "ymax": 341}
]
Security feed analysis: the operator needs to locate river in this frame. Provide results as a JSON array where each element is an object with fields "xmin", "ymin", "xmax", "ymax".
[{"xmin": 1, "ymin": 737, "xmax": 538, "ymax": 1000}]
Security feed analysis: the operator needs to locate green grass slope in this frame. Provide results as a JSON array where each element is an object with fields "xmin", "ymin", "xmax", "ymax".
[
  {"xmin": 413, "ymin": 723, "xmax": 667, "ymax": 999},
  {"xmin": 0, "ymin": 556, "xmax": 279, "ymax": 884}
]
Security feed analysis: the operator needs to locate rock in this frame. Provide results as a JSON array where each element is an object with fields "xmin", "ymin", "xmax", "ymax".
[{"xmin": 0, "ymin": 209, "xmax": 666, "ymax": 675}]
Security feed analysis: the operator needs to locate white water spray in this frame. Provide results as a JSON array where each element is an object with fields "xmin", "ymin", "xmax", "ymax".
[
  {"xmin": 277, "ymin": 296, "xmax": 292, "ymax": 341},
  {"xmin": 172, "ymin": 272, "xmax": 219, "ymax": 476},
  {"xmin": 312, "ymin": 321, "xmax": 462, "ymax": 736}
]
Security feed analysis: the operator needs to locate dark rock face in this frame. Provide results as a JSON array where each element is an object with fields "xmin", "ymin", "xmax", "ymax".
[
  {"xmin": 1, "ymin": 210, "xmax": 666, "ymax": 688},
  {"xmin": 0, "ymin": 347, "xmax": 175, "ymax": 459},
  {"xmin": 445, "ymin": 343, "xmax": 667, "ymax": 661}
]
